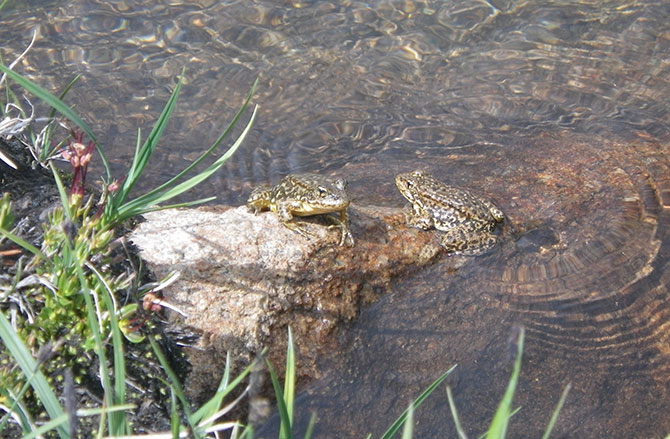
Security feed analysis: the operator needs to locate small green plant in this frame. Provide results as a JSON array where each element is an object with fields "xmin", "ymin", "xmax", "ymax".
[
  {"xmin": 446, "ymin": 327, "xmax": 571, "ymax": 439},
  {"xmin": 0, "ymin": 45, "xmax": 257, "ymax": 436},
  {"xmin": 265, "ymin": 327, "xmax": 315, "ymax": 439},
  {"xmin": 0, "ymin": 193, "xmax": 13, "ymax": 230}
]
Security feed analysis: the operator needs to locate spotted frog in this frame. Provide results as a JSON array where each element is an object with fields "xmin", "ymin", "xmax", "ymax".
[
  {"xmin": 395, "ymin": 170, "xmax": 504, "ymax": 255},
  {"xmin": 247, "ymin": 173, "xmax": 354, "ymax": 246}
]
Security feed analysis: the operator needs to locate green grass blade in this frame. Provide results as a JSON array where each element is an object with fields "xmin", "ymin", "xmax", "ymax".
[
  {"xmin": 136, "ymin": 77, "xmax": 258, "ymax": 200},
  {"xmin": 540, "ymin": 383, "xmax": 571, "ymax": 439},
  {"xmin": 40, "ymin": 74, "xmax": 82, "ymax": 161},
  {"xmin": 89, "ymin": 263, "xmax": 128, "ymax": 435},
  {"xmin": 0, "ymin": 364, "xmax": 46, "ymax": 432},
  {"xmin": 190, "ymin": 355, "xmax": 256, "ymax": 426},
  {"xmin": 446, "ymin": 386, "xmax": 468, "ymax": 439},
  {"xmin": 0, "ymin": 386, "xmax": 32, "ymax": 434},
  {"xmin": 171, "ymin": 390, "xmax": 180, "ymax": 439},
  {"xmin": 18, "ymin": 405, "xmax": 134, "ymax": 439},
  {"xmin": 380, "ymin": 364, "xmax": 457, "ymax": 439},
  {"xmin": 401, "ymin": 403, "xmax": 413, "ymax": 439},
  {"xmin": 303, "ymin": 412, "xmax": 317, "ymax": 439},
  {"xmin": 130, "ymin": 127, "xmax": 142, "ymax": 179},
  {"xmin": 284, "ymin": 327, "xmax": 296, "ymax": 427},
  {"xmin": 485, "ymin": 328, "xmax": 525, "ymax": 439},
  {"xmin": 266, "ymin": 358, "xmax": 292, "ymax": 439},
  {"xmin": 48, "ymin": 161, "xmax": 72, "ymax": 220},
  {"xmin": 0, "ymin": 64, "xmax": 94, "ymax": 141},
  {"xmin": 0, "ymin": 312, "xmax": 69, "ymax": 439},
  {"xmin": 241, "ymin": 425, "xmax": 255, "ymax": 439},
  {"xmin": 116, "ymin": 104, "xmax": 257, "ymax": 220},
  {"xmin": 0, "ymin": 63, "xmax": 111, "ymax": 179},
  {"xmin": 0, "ymin": 225, "xmax": 48, "ymax": 262},
  {"xmin": 117, "ymin": 70, "xmax": 184, "ymax": 206},
  {"xmin": 190, "ymin": 350, "xmax": 231, "ymax": 425},
  {"xmin": 147, "ymin": 335, "xmax": 202, "ymax": 439},
  {"xmin": 76, "ymin": 405, "xmax": 135, "ymax": 417},
  {"xmin": 21, "ymin": 413, "xmax": 69, "ymax": 439},
  {"xmin": 73, "ymin": 257, "xmax": 124, "ymax": 437}
]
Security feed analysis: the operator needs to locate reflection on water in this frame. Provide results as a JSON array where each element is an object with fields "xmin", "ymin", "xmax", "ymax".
[
  {"xmin": 2, "ymin": 1, "xmax": 669, "ymax": 203},
  {"xmin": 3, "ymin": 0, "xmax": 670, "ymax": 437}
]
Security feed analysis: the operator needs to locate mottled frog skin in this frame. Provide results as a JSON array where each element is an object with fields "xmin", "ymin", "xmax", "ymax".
[
  {"xmin": 247, "ymin": 173, "xmax": 353, "ymax": 246},
  {"xmin": 395, "ymin": 170, "xmax": 504, "ymax": 255}
]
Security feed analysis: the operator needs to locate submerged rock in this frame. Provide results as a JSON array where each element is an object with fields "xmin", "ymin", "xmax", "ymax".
[{"xmin": 129, "ymin": 203, "xmax": 442, "ymax": 399}]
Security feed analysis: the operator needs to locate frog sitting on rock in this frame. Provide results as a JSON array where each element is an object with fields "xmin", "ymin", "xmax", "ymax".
[
  {"xmin": 246, "ymin": 173, "xmax": 354, "ymax": 246},
  {"xmin": 395, "ymin": 170, "xmax": 504, "ymax": 255}
]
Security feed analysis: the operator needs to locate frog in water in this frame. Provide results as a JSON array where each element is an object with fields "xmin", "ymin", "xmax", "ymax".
[
  {"xmin": 247, "ymin": 173, "xmax": 354, "ymax": 246},
  {"xmin": 395, "ymin": 170, "xmax": 504, "ymax": 255}
]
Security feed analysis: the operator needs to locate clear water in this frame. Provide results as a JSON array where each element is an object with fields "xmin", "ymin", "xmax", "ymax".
[
  {"xmin": 3, "ymin": 1, "xmax": 670, "ymax": 437},
  {"xmin": 2, "ymin": 1, "xmax": 669, "ymax": 202}
]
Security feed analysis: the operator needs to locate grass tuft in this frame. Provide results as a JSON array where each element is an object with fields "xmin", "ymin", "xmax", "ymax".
[{"xmin": 0, "ymin": 39, "xmax": 258, "ymax": 437}]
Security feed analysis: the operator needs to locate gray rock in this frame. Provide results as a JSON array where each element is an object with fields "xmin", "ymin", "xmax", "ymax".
[{"xmin": 129, "ymin": 204, "xmax": 441, "ymax": 400}]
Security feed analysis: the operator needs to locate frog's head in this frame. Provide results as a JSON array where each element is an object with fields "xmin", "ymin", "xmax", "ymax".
[
  {"xmin": 298, "ymin": 177, "xmax": 350, "ymax": 214},
  {"xmin": 489, "ymin": 205, "xmax": 505, "ymax": 222},
  {"xmin": 395, "ymin": 170, "xmax": 428, "ymax": 203}
]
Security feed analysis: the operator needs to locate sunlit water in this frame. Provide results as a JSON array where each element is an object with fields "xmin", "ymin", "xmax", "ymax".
[{"xmin": 3, "ymin": 1, "xmax": 670, "ymax": 437}]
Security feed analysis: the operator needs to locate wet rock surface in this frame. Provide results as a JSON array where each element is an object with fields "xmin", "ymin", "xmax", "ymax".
[
  {"xmin": 258, "ymin": 132, "xmax": 670, "ymax": 439},
  {"xmin": 129, "ymin": 203, "xmax": 444, "ymax": 399}
]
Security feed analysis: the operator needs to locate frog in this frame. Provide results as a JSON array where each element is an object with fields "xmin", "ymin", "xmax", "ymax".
[
  {"xmin": 246, "ymin": 173, "xmax": 354, "ymax": 246},
  {"xmin": 395, "ymin": 170, "xmax": 504, "ymax": 255}
]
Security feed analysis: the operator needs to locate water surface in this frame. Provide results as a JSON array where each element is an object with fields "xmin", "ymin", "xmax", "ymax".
[{"xmin": 3, "ymin": 1, "xmax": 670, "ymax": 437}]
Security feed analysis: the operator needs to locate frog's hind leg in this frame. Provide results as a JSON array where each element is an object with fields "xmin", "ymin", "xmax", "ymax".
[
  {"xmin": 440, "ymin": 228, "xmax": 498, "ymax": 256},
  {"xmin": 246, "ymin": 184, "xmax": 272, "ymax": 214}
]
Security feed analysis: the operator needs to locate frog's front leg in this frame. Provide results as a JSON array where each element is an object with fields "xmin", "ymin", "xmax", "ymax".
[
  {"xmin": 276, "ymin": 202, "xmax": 313, "ymax": 239},
  {"xmin": 440, "ymin": 225, "xmax": 497, "ymax": 256},
  {"xmin": 327, "ymin": 209, "xmax": 354, "ymax": 246},
  {"xmin": 403, "ymin": 203, "xmax": 434, "ymax": 230}
]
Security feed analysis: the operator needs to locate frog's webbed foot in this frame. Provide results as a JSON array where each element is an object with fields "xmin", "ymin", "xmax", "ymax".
[
  {"xmin": 326, "ymin": 216, "xmax": 354, "ymax": 247},
  {"xmin": 283, "ymin": 220, "xmax": 315, "ymax": 240},
  {"xmin": 281, "ymin": 219, "xmax": 353, "ymax": 246},
  {"xmin": 440, "ymin": 228, "xmax": 497, "ymax": 256}
]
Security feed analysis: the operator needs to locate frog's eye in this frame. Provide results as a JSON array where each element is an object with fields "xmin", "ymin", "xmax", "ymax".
[{"xmin": 317, "ymin": 187, "xmax": 328, "ymax": 197}]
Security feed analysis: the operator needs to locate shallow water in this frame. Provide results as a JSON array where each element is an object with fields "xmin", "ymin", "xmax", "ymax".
[
  {"xmin": 2, "ymin": 1, "xmax": 669, "ymax": 202},
  {"xmin": 3, "ymin": 0, "xmax": 670, "ymax": 437}
]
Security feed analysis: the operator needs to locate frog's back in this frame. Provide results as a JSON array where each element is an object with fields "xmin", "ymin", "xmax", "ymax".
[
  {"xmin": 433, "ymin": 184, "xmax": 498, "ymax": 221},
  {"xmin": 275, "ymin": 174, "xmax": 326, "ymax": 201},
  {"xmin": 406, "ymin": 171, "xmax": 501, "ymax": 223}
]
